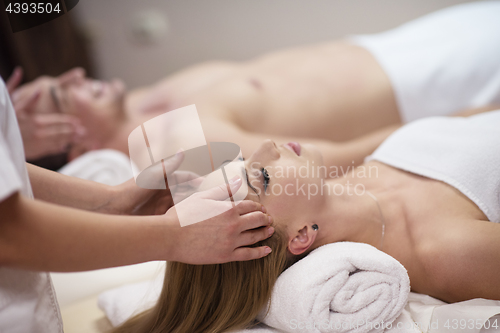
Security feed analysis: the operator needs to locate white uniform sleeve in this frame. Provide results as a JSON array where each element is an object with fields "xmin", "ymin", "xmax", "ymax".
[{"xmin": 0, "ymin": 80, "xmax": 23, "ymax": 202}]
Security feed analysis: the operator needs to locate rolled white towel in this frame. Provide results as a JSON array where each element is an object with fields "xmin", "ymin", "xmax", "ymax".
[{"xmin": 257, "ymin": 242, "xmax": 410, "ymax": 333}]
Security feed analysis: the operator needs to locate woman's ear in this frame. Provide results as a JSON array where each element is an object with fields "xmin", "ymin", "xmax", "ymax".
[{"xmin": 288, "ymin": 225, "xmax": 318, "ymax": 256}]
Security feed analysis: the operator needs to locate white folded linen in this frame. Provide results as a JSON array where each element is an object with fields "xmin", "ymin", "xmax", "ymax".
[
  {"xmin": 97, "ymin": 275, "xmax": 163, "ymax": 327},
  {"xmin": 256, "ymin": 242, "xmax": 410, "ymax": 333},
  {"xmin": 58, "ymin": 149, "xmax": 136, "ymax": 186}
]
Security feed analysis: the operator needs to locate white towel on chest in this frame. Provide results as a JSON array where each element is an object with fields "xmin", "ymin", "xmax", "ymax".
[{"xmin": 366, "ymin": 110, "xmax": 500, "ymax": 223}]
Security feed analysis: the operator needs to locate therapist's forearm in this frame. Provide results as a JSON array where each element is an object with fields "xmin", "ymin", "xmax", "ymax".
[
  {"xmin": 27, "ymin": 163, "xmax": 114, "ymax": 211},
  {"xmin": 0, "ymin": 193, "xmax": 175, "ymax": 272}
]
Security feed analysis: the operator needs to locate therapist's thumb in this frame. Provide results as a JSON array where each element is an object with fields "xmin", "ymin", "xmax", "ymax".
[
  {"xmin": 162, "ymin": 149, "xmax": 185, "ymax": 175},
  {"xmin": 199, "ymin": 176, "xmax": 242, "ymax": 201}
]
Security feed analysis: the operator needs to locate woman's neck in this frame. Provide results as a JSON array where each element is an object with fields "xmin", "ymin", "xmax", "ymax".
[{"xmin": 310, "ymin": 175, "xmax": 387, "ymax": 251}]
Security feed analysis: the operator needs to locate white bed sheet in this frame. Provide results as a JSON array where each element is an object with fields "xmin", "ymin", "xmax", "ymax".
[{"xmin": 96, "ymin": 276, "xmax": 500, "ymax": 333}]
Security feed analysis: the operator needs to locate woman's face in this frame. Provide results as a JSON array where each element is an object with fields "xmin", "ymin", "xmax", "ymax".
[{"xmin": 244, "ymin": 140, "xmax": 327, "ymax": 240}]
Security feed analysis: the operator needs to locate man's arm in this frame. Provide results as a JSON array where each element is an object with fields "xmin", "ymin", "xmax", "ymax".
[{"xmin": 0, "ymin": 188, "xmax": 272, "ymax": 272}]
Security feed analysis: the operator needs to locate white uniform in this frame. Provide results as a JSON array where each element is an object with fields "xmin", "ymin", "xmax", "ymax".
[
  {"xmin": 367, "ymin": 110, "xmax": 500, "ymax": 223},
  {"xmin": 350, "ymin": 1, "xmax": 500, "ymax": 123},
  {"xmin": 0, "ymin": 79, "xmax": 63, "ymax": 332}
]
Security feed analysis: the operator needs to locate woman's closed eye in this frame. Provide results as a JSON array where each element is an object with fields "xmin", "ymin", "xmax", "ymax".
[
  {"xmin": 243, "ymin": 167, "xmax": 269, "ymax": 197},
  {"xmin": 261, "ymin": 168, "xmax": 270, "ymax": 192},
  {"xmin": 245, "ymin": 169, "xmax": 259, "ymax": 198}
]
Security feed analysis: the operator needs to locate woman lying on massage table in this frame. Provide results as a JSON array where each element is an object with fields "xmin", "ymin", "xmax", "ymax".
[
  {"xmin": 113, "ymin": 110, "xmax": 500, "ymax": 333},
  {"xmin": 10, "ymin": 1, "xmax": 500, "ymax": 169}
]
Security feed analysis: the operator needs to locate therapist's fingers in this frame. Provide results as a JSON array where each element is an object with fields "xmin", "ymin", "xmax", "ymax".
[
  {"xmin": 35, "ymin": 114, "xmax": 84, "ymax": 140},
  {"xmin": 34, "ymin": 113, "xmax": 79, "ymax": 127},
  {"xmin": 162, "ymin": 150, "xmax": 185, "ymax": 175},
  {"xmin": 231, "ymin": 245, "xmax": 272, "ymax": 261},
  {"xmin": 235, "ymin": 200, "xmax": 266, "ymax": 215},
  {"xmin": 236, "ymin": 222, "xmax": 274, "ymax": 248},
  {"xmin": 237, "ymin": 211, "xmax": 273, "ymax": 234},
  {"xmin": 41, "ymin": 124, "xmax": 74, "ymax": 138},
  {"xmin": 13, "ymin": 88, "xmax": 41, "ymax": 115},
  {"xmin": 6, "ymin": 66, "xmax": 23, "ymax": 96},
  {"xmin": 198, "ymin": 175, "xmax": 242, "ymax": 201},
  {"xmin": 32, "ymin": 114, "xmax": 85, "ymax": 153},
  {"xmin": 168, "ymin": 171, "xmax": 204, "ymax": 190},
  {"xmin": 171, "ymin": 170, "xmax": 201, "ymax": 183},
  {"xmin": 46, "ymin": 127, "xmax": 74, "ymax": 150},
  {"xmin": 35, "ymin": 113, "xmax": 81, "ymax": 130}
]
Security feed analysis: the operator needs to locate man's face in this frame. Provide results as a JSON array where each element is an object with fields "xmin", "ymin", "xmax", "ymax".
[{"xmin": 15, "ymin": 68, "xmax": 127, "ymax": 150}]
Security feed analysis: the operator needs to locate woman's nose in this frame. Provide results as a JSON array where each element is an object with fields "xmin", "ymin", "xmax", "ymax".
[
  {"xmin": 262, "ymin": 139, "xmax": 276, "ymax": 149},
  {"xmin": 256, "ymin": 139, "xmax": 280, "ymax": 159}
]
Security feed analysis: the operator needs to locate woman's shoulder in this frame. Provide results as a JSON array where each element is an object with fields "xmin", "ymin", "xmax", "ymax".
[{"xmin": 417, "ymin": 217, "xmax": 500, "ymax": 303}]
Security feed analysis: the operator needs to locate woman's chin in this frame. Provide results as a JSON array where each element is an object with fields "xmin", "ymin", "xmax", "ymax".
[{"xmin": 301, "ymin": 143, "xmax": 324, "ymax": 165}]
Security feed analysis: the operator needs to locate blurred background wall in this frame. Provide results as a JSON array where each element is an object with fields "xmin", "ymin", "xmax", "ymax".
[
  {"xmin": 74, "ymin": 0, "xmax": 478, "ymax": 89},
  {"xmin": 1, "ymin": 0, "xmax": 479, "ymax": 88}
]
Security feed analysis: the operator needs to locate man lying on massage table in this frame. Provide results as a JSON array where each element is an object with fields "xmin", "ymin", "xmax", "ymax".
[{"xmin": 8, "ymin": 1, "xmax": 500, "ymax": 171}]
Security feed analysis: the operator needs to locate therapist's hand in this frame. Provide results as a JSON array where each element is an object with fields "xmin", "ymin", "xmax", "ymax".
[
  {"xmin": 6, "ymin": 66, "xmax": 23, "ymax": 96},
  {"xmin": 9, "ymin": 71, "xmax": 86, "ymax": 160},
  {"xmin": 103, "ymin": 150, "xmax": 199, "ymax": 215},
  {"xmin": 164, "ymin": 176, "xmax": 275, "ymax": 264},
  {"xmin": 14, "ymin": 90, "xmax": 86, "ymax": 160}
]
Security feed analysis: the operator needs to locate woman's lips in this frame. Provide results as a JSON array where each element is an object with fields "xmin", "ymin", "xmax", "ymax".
[{"xmin": 284, "ymin": 142, "xmax": 301, "ymax": 156}]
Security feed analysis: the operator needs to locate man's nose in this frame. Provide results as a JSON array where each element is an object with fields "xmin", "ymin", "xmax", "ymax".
[{"xmin": 59, "ymin": 69, "xmax": 85, "ymax": 86}]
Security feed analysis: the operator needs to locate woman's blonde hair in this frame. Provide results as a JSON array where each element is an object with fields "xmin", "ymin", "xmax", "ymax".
[{"xmin": 112, "ymin": 225, "xmax": 291, "ymax": 333}]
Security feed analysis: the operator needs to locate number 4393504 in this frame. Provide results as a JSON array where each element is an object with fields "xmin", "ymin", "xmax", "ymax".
[
  {"xmin": 444, "ymin": 318, "xmax": 498, "ymax": 330},
  {"xmin": 6, "ymin": 2, "xmax": 61, "ymax": 14}
]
